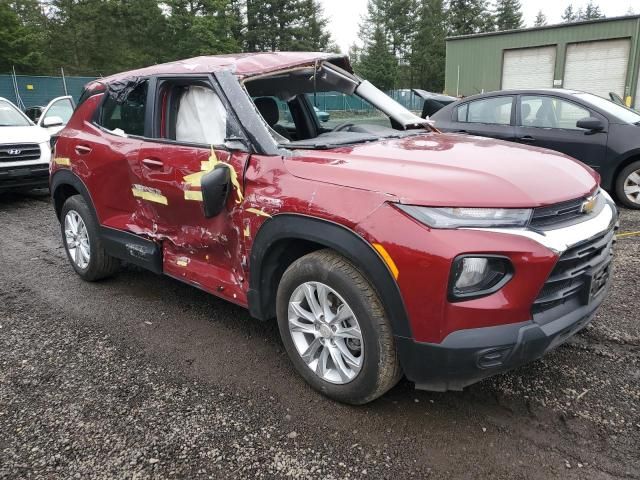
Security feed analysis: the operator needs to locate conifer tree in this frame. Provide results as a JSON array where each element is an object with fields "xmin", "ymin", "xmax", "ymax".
[{"xmin": 494, "ymin": 0, "xmax": 524, "ymax": 31}]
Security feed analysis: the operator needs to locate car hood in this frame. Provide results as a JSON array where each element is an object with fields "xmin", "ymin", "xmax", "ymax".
[
  {"xmin": 284, "ymin": 133, "xmax": 598, "ymax": 208},
  {"xmin": 0, "ymin": 125, "xmax": 49, "ymax": 145}
]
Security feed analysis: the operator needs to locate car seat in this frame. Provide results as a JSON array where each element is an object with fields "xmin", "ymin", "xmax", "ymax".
[{"xmin": 254, "ymin": 97, "xmax": 292, "ymax": 140}]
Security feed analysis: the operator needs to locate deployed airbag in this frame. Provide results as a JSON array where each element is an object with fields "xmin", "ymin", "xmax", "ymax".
[{"xmin": 176, "ymin": 86, "xmax": 227, "ymax": 145}]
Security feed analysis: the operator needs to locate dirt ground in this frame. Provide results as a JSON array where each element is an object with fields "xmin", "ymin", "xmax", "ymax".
[{"xmin": 0, "ymin": 191, "xmax": 638, "ymax": 480}]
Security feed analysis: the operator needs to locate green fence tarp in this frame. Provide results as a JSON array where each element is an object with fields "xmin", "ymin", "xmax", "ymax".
[
  {"xmin": 0, "ymin": 75, "xmax": 96, "ymax": 108},
  {"xmin": 0, "ymin": 74, "xmax": 424, "ymax": 112}
]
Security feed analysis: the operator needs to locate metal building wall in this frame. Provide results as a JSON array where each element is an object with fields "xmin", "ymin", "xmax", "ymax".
[
  {"xmin": 0, "ymin": 75, "xmax": 96, "ymax": 108},
  {"xmin": 445, "ymin": 16, "xmax": 640, "ymax": 104}
]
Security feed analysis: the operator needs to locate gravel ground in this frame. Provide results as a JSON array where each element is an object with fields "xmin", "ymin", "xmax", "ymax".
[{"xmin": 0, "ymin": 191, "xmax": 638, "ymax": 479}]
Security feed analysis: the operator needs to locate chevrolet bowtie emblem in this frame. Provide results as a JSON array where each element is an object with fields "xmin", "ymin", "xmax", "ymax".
[{"xmin": 581, "ymin": 195, "xmax": 597, "ymax": 214}]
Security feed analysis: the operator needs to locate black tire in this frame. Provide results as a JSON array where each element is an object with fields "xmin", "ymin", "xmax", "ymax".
[
  {"xmin": 60, "ymin": 194, "xmax": 120, "ymax": 281},
  {"xmin": 276, "ymin": 249, "xmax": 402, "ymax": 405},
  {"xmin": 615, "ymin": 160, "xmax": 640, "ymax": 209}
]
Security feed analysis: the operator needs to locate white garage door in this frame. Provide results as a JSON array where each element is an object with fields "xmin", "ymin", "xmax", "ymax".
[
  {"xmin": 502, "ymin": 46, "xmax": 556, "ymax": 90},
  {"xmin": 564, "ymin": 39, "xmax": 630, "ymax": 98}
]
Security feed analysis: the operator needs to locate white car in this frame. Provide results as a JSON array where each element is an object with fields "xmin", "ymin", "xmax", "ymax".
[{"xmin": 0, "ymin": 97, "xmax": 54, "ymax": 192}]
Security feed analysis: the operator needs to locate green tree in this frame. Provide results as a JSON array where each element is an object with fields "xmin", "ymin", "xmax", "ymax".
[
  {"xmin": 290, "ymin": 0, "xmax": 333, "ymax": 51},
  {"xmin": 359, "ymin": 0, "xmax": 417, "ymax": 57},
  {"xmin": 165, "ymin": 0, "xmax": 241, "ymax": 59},
  {"xmin": 44, "ymin": 0, "xmax": 170, "ymax": 75},
  {"xmin": 356, "ymin": 25, "xmax": 398, "ymax": 90},
  {"xmin": 583, "ymin": 1, "xmax": 604, "ymax": 19},
  {"xmin": 494, "ymin": 0, "xmax": 523, "ymax": 31},
  {"xmin": 448, "ymin": 0, "xmax": 494, "ymax": 35},
  {"xmin": 246, "ymin": 0, "xmax": 302, "ymax": 51},
  {"xmin": 561, "ymin": 4, "xmax": 577, "ymax": 22},
  {"xmin": 0, "ymin": 0, "xmax": 49, "ymax": 73},
  {"xmin": 534, "ymin": 10, "xmax": 547, "ymax": 26},
  {"xmin": 410, "ymin": 0, "xmax": 447, "ymax": 91}
]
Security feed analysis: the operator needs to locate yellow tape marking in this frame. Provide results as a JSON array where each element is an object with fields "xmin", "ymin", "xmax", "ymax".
[
  {"xmin": 246, "ymin": 207, "xmax": 272, "ymax": 218},
  {"xmin": 176, "ymin": 257, "xmax": 190, "ymax": 267},
  {"xmin": 618, "ymin": 231, "xmax": 640, "ymax": 239},
  {"xmin": 131, "ymin": 186, "xmax": 168, "ymax": 205},
  {"xmin": 372, "ymin": 243, "xmax": 399, "ymax": 280},
  {"xmin": 184, "ymin": 147, "xmax": 244, "ymax": 203},
  {"xmin": 54, "ymin": 157, "xmax": 71, "ymax": 166},
  {"xmin": 184, "ymin": 190, "xmax": 203, "ymax": 202}
]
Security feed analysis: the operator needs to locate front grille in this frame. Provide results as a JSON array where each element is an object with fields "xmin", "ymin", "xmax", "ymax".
[
  {"xmin": 532, "ymin": 227, "xmax": 615, "ymax": 318},
  {"xmin": 530, "ymin": 197, "xmax": 586, "ymax": 229},
  {"xmin": 0, "ymin": 143, "xmax": 41, "ymax": 163}
]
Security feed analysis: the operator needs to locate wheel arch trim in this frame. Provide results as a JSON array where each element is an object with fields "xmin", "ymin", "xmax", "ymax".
[
  {"xmin": 50, "ymin": 170, "xmax": 98, "ymax": 220},
  {"xmin": 248, "ymin": 213, "xmax": 413, "ymax": 338}
]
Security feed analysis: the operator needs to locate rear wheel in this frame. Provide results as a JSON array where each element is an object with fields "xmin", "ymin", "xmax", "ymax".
[
  {"xmin": 60, "ymin": 195, "xmax": 120, "ymax": 281},
  {"xmin": 615, "ymin": 160, "xmax": 640, "ymax": 209},
  {"xmin": 276, "ymin": 249, "xmax": 401, "ymax": 404}
]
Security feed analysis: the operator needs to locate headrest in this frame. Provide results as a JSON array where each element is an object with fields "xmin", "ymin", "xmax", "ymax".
[{"xmin": 254, "ymin": 97, "xmax": 279, "ymax": 126}]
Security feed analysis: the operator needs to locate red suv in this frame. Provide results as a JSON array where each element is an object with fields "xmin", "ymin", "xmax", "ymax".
[{"xmin": 50, "ymin": 53, "xmax": 618, "ymax": 404}]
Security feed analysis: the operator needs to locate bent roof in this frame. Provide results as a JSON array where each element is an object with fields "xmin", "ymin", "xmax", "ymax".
[{"xmin": 101, "ymin": 52, "xmax": 351, "ymax": 83}]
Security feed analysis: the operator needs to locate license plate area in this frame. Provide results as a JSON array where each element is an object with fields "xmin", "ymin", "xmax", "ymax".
[{"xmin": 583, "ymin": 262, "xmax": 611, "ymax": 303}]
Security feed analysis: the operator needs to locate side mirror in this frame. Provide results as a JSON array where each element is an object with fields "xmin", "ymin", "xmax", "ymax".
[
  {"xmin": 201, "ymin": 165, "xmax": 230, "ymax": 218},
  {"xmin": 42, "ymin": 115, "xmax": 64, "ymax": 128},
  {"xmin": 576, "ymin": 117, "xmax": 604, "ymax": 132}
]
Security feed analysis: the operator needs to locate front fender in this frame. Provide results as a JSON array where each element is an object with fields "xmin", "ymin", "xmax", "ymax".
[{"xmin": 247, "ymin": 213, "xmax": 412, "ymax": 338}]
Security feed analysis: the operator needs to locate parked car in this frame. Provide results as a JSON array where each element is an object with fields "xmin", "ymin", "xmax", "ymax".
[
  {"xmin": 0, "ymin": 97, "xmax": 52, "ymax": 192},
  {"xmin": 24, "ymin": 96, "xmax": 75, "ymax": 136},
  {"xmin": 314, "ymin": 106, "xmax": 330, "ymax": 122},
  {"xmin": 50, "ymin": 53, "xmax": 617, "ymax": 404},
  {"xmin": 431, "ymin": 89, "xmax": 640, "ymax": 209},
  {"xmin": 413, "ymin": 89, "xmax": 457, "ymax": 118}
]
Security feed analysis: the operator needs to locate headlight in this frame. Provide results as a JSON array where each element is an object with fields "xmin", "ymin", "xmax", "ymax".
[
  {"xmin": 397, "ymin": 205, "xmax": 532, "ymax": 229},
  {"xmin": 449, "ymin": 255, "xmax": 513, "ymax": 301}
]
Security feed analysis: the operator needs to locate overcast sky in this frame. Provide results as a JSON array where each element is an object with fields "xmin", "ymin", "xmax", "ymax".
[{"xmin": 321, "ymin": 0, "xmax": 638, "ymax": 52}]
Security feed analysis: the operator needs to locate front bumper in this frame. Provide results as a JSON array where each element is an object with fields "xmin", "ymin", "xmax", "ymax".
[
  {"xmin": 397, "ymin": 278, "xmax": 609, "ymax": 391},
  {"xmin": 395, "ymin": 194, "xmax": 618, "ymax": 392},
  {"xmin": 0, "ymin": 164, "xmax": 50, "ymax": 192}
]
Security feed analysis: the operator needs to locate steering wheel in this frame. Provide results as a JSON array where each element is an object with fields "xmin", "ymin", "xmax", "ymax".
[{"xmin": 331, "ymin": 122, "xmax": 355, "ymax": 132}]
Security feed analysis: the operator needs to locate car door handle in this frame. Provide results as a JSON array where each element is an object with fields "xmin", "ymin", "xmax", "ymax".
[
  {"xmin": 519, "ymin": 136, "xmax": 536, "ymax": 142},
  {"xmin": 142, "ymin": 158, "xmax": 164, "ymax": 169},
  {"xmin": 74, "ymin": 145, "xmax": 92, "ymax": 155}
]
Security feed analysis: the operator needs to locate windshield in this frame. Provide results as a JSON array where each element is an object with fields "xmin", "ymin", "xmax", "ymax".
[
  {"xmin": 0, "ymin": 100, "xmax": 31, "ymax": 127},
  {"xmin": 575, "ymin": 93, "xmax": 640, "ymax": 124},
  {"xmin": 245, "ymin": 63, "xmax": 428, "ymax": 149}
]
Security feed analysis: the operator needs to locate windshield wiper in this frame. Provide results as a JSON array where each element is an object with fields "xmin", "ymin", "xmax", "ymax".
[{"xmin": 284, "ymin": 136, "xmax": 378, "ymax": 150}]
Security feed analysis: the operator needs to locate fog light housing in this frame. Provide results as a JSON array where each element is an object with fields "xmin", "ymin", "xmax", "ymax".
[{"xmin": 449, "ymin": 255, "xmax": 513, "ymax": 301}]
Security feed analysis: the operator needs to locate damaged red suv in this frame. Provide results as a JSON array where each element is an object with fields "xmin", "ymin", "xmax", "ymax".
[{"xmin": 50, "ymin": 53, "xmax": 618, "ymax": 404}]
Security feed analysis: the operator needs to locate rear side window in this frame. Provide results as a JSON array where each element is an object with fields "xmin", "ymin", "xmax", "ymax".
[
  {"xmin": 521, "ymin": 95, "xmax": 590, "ymax": 130},
  {"xmin": 456, "ymin": 104, "xmax": 468, "ymax": 122},
  {"xmin": 459, "ymin": 97, "xmax": 513, "ymax": 125},
  {"xmin": 99, "ymin": 81, "xmax": 148, "ymax": 136}
]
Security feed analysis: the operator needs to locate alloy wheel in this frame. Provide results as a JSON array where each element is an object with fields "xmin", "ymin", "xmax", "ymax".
[
  {"xmin": 287, "ymin": 281, "xmax": 364, "ymax": 384},
  {"xmin": 64, "ymin": 210, "xmax": 90, "ymax": 269},
  {"xmin": 623, "ymin": 169, "xmax": 640, "ymax": 205}
]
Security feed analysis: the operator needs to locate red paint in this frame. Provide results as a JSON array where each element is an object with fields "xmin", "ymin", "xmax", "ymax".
[
  {"xmin": 101, "ymin": 52, "xmax": 352, "ymax": 84},
  {"xmin": 52, "ymin": 54, "xmax": 600, "ymax": 346}
]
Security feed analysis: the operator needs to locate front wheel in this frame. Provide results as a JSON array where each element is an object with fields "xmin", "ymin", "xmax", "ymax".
[
  {"xmin": 615, "ymin": 160, "xmax": 640, "ymax": 209},
  {"xmin": 276, "ymin": 249, "xmax": 401, "ymax": 404}
]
